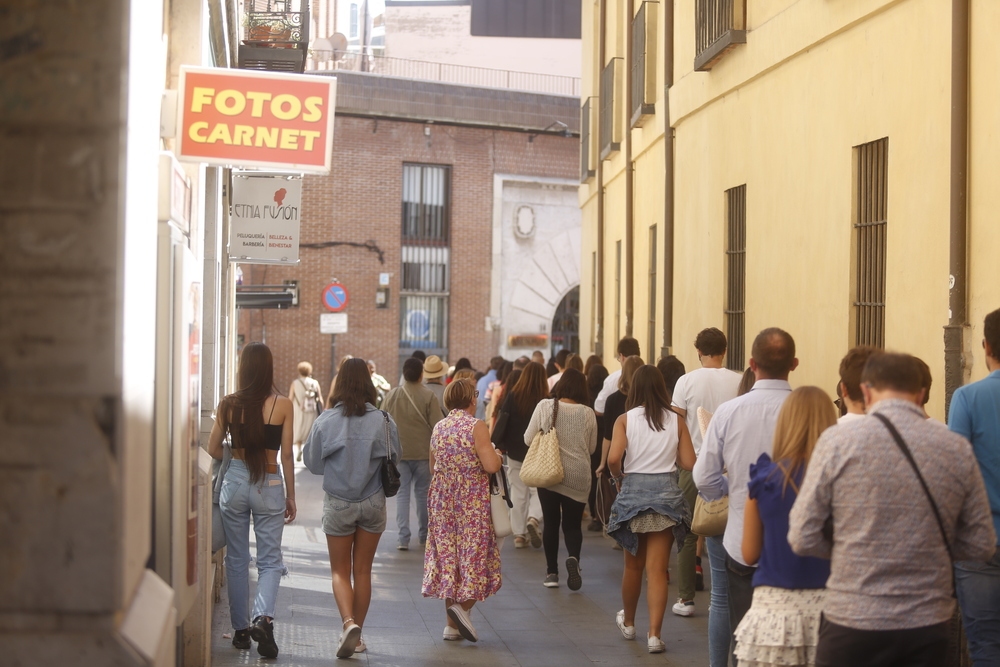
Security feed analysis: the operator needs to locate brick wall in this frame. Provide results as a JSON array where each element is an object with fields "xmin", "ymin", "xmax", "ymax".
[{"xmin": 238, "ymin": 114, "xmax": 578, "ymax": 395}]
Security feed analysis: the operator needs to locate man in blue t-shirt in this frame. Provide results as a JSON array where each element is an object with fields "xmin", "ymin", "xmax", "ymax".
[{"xmin": 949, "ymin": 307, "xmax": 1000, "ymax": 666}]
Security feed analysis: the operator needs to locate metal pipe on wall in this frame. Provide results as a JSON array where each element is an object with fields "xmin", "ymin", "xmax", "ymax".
[
  {"xmin": 660, "ymin": 0, "xmax": 675, "ymax": 358},
  {"xmin": 595, "ymin": 0, "xmax": 607, "ymax": 359},
  {"xmin": 624, "ymin": 0, "xmax": 635, "ymax": 338},
  {"xmin": 944, "ymin": 0, "xmax": 969, "ymax": 417}
]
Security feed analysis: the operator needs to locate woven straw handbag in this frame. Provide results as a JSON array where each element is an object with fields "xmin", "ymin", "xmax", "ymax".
[
  {"xmin": 691, "ymin": 407, "xmax": 729, "ymax": 536},
  {"xmin": 519, "ymin": 399, "xmax": 564, "ymax": 488}
]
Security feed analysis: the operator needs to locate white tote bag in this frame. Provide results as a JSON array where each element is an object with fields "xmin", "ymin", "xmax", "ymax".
[{"xmin": 490, "ymin": 464, "xmax": 514, "ymax": 538}]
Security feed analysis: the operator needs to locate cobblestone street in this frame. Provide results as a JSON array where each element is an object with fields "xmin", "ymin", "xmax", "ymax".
[{"xmin": 211, "ymin": 461, "xmax": 711, "ymax": 666}]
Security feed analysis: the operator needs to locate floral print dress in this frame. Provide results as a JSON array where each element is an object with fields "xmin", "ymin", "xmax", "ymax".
[{"xmin": 422, "ymin": 409, "xmax": 502, "ymax": 602}]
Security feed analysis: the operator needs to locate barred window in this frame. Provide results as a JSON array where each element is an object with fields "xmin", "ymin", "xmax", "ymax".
[
  {"xmin": 725, "ymin": 185, "xmax": 746, "ymax": 371},
  {"xmin": 400, "ymin": 164, "xmax": 451, "ymax": 356},
  {"xmin": 853, "ymin": 138, "xmax": 888, "ymax": 348}
]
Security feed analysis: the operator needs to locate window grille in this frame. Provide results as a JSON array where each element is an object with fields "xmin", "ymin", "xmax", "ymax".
[
  {"xmin": 581, "ymin": 98, "xmax": 596, "ymax": 182},
  {"xmin": 725, "ymin": 185, "xmax": 746, "ymax": 371},
  {"xmin": 400, "ymin": 164, "xmax": 451, "ymax": 355},
  {"xmin": 600, "ymin": 58, "xmax": 623, "ymax": 159},
  {"xmin": 648, "ymin": 225, "xmax": 658, "ymax": 354},
  {"xmin": 853, "ymin": 138, "xmax": 888, "ymax": 348},
  {"xmin": 630, "ymin": 2, "xmax": 657, "ymax": 126},
  {"xmin": 694, "ymin": 0, "xmax": 746, "ymax": 72}
]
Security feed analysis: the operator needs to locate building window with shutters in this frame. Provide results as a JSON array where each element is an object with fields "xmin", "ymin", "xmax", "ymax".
[
  {"xmin": 400, "ymin": 164, "xmax": 450, "ymax": 358},
  {"xmin": 600, "ymin": 58, "xmax": 623, "ymax": 159},
  {"xmin": 725, "ymin": 185, "xmax": 746, "ymax": 371},
  {"xmin": 852, "ymin": 138, "xmax": 888, "ymax": 348},
  {"xmin": 630, "ymin": 1, "xmax": 657, "ymax": 127}
]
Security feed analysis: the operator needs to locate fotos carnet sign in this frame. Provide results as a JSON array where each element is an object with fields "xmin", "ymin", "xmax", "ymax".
[
  {"xmin": 177, "ymin": 67, "xmax": 336, "ymax": 173},
  {"xmin": 230, "ymin": 174, "xmax": 302, "ymax": 264}
]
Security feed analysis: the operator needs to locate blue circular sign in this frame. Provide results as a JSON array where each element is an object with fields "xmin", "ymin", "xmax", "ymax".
[
  {"xmin": 406, "ymin": 310, "xmax": 431, "ymax": 339},
  {"xmin": 322, "ymin": 283, "xmax": 349, "ymax": 312}
]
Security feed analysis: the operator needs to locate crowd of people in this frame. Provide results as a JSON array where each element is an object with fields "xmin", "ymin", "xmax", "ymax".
[{"xmin": 207, "ymin": 309, "xmax": 1000, "ymax": 666}]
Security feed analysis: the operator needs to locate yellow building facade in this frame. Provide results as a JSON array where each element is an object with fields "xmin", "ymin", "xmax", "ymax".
[{"xmin": 580, "ymin": 0, "xmax": 1000, "ymax": 419}]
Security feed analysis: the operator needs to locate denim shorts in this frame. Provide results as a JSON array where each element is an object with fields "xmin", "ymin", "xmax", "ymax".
[{"xmin": 322, "ymin": 491, "xmax": 387, "ymax": 536}]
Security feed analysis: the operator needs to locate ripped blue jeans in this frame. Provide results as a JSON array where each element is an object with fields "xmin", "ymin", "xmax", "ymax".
[{"xmin": 220, "ymin": 459, "xmax": 287, "ymax": 630}]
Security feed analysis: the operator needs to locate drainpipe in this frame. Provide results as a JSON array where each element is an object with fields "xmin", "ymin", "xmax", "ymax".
[
  {"xmin": 660, "ymin": 0, "xmax": 675, "ymax": 358},
  {"xmin": 595, "ymin": 0, "xmax": 607, "ymax": 360},
  {"xmin": 624, "ymin": 0, "xmax": 635, "ymax": 338},
  {"xmin": 944, "ymin": 0, "xmax": 969, "ymax": 417}
]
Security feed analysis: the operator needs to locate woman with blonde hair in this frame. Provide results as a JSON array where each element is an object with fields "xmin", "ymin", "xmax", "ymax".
[
  {"xmin": 288, "ymin": 361, "xmax": 322, "ymax": 461},
  {"xmin": 734, "ymin": 386, "xmax": 835, "ymax": 667},
  {"xmin": 422, "ymin": 378, "xmax": 504, "ymax": 642}
]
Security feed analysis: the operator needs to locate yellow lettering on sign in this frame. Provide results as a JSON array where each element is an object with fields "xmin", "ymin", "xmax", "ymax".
[
  {"xmin": 255, "ymin": 127, "xmax": 279, "ymax": 148},
  {"xmin": 191, "ymin": 87, "xmax": 215, "ymax": 113},
  {"xmin": 300, "ymin": 130, "xmax": 321, "ymax": 151},
  {"xmin": 233, "ymin": 125, "xmax": 255, "ymax": 146},
  {"xmin": 215, "ymin": 89, "xmax": 246, "ymax": 116},
  {"xmin": 270, "ymin": 94, "xmax": 301, "ymax": 121},
  {"xmin": 279, "ymin": 129, "xmax": 300, "ymax": 150},
  {"xmin": 302, "ymin": 96, "xmax": 324, "ymax": 122},
  {"xmin": 207, "ymin": 123, "xmax": 233, "ymax": 144},
  {"xmin": 188, "ymin": 121, "xmax": 209, "ymax": 142},
  {"xmin": 246, "ymin": 91, "xmax": 272, "ymax": 118}
]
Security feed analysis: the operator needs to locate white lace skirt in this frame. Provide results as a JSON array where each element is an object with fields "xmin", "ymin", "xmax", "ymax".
[{"xmin": 733, "ymin": 586, "xmax": 825, "ymax": 667}]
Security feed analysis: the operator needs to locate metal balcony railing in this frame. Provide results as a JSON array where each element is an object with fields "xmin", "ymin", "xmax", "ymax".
[
  {"xmin": 239, "ymin": 8, "xmax": 310, "ymax": 73},
  {"xmin": 308, "ymin": 53, "xmax": 582, "ymax": 97},
  {"xmin": 694, "ymin": 0, "xmax": 746, "ymax": 72}
]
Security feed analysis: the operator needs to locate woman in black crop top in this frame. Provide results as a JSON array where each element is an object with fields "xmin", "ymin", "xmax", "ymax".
[{"xmin": 208, "ymin": 342, "xmax": 295, "ymax": 658}]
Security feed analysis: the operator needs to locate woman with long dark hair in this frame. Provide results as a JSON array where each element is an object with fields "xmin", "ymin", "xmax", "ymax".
[
  {"xmin": 304, "ymin": 358, "xmax": 402, "ymax": 658},
  {"xmin": 606, "ymin": 365, "xmax": 696, "ymax": 653},
  {"xmin": 208, "ymin": 342, "xmax": 296, "ymax": 659},
  {"xmin": 524, "ymin": 368, "xmax": 598, "ymax": 589},
  {"xmin": 492, "ymin": 361, "xmax": 549, "ymax": 548}
]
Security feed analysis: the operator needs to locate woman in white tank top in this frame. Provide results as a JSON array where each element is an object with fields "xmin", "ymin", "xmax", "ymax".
[{"xmin": 606, "ymin": 365, "xmax": 697, "ymax": 654}]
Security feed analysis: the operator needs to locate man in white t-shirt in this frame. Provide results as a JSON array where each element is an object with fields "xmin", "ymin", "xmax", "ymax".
[
  {"xmin": 594, "ymin": 336, "xmax": 642, "ymax": 415},
  {"xmin": 836, "ymin": 346, "xmax": 876, "ymax": 424},
  {"xmin": 670, "ymin": 328, "xmax": 742, "ymax": 619}
]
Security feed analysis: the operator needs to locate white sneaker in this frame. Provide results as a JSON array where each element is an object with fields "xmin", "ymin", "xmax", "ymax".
[
  {"xmin": 648, "ymin": 634, "xmax": 665, "ymax": 653},
  {"xmin": 615, "ymin": 610, "xmax": 635, "ymax": 640},
  {"xmin": 446, "ymin": 604, "xmax": 478, "ymax": 642},
  {"xmin": 672, "ymin": 599, "xmax": 695, "ymax": 617},
  {"xmin": 443, "ymin": 626, "xmax": 462, "ymax": 641},
  {"xmin": 336, "ymin": 622, "xmax": 361, "ymax": 659}
]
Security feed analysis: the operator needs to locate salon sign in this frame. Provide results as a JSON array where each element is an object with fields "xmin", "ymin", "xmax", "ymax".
[
  {"xmin": 177, "ymin": 66, "xmax": 336, "ymax": 173},
  {"xmin": 230, "ymin": 174, "xmax": 302, "ymax": 265}
]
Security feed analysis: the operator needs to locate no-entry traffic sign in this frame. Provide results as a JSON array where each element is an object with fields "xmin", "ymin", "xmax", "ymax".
[{"xmin": 322, "ymin": 283, "xmax": 349, "ymax": 312}]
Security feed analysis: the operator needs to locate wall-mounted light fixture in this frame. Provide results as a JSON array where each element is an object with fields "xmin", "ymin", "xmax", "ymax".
[{"xmin": 528, "ymin": 120, "xmax": 572, "ymax": 142}]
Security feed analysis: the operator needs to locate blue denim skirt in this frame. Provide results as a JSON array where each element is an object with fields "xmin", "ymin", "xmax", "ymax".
[{"xmin": 606, "ymin": 471, "xmax": 691, "ymax": 556}]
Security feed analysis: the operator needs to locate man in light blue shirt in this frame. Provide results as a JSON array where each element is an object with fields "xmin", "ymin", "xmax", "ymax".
[
  {"xmin": 693, "ymin": 327, "xmax": 797, "ymax": 664},
  {"xmin": 475, "ymin": 356, "xmax": 503, "ymax": 419},
  {"xmin": 949, "ymin": 307, "xmax": 1000, "ymax": 666}
]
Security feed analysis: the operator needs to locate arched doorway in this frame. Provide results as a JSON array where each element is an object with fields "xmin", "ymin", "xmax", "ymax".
[{"xmin": 550, "ymin": 286, "xmax": 579, "ymax": 358}]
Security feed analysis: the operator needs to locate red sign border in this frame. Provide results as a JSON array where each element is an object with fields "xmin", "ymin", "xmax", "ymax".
[{"xmin": 322, "ymin": 283, "xmax": 350, "ymax": 312}]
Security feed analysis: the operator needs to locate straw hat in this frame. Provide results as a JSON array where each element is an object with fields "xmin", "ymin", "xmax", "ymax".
[{"xmin": 423, "ymin": 355, "xmax": 447, "ymax": 379}]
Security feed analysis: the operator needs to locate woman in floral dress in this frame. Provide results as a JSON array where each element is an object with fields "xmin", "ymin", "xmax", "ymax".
[{"xmin": 422, "ymin": 378, "xmax": 504, "ymax": 643}]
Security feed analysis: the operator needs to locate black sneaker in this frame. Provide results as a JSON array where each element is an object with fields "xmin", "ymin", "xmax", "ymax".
[
  {"xmin": 232, "ymin": 628, "xmax": 251, "ymax": 650},
  {"xmin": 250, "ymin": 616, "xmax": 279, "ymax": 659}
]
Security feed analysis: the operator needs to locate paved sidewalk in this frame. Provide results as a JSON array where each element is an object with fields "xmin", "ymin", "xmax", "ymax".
[{"xmin": 211, "ymin": 462, "xmax": 711, "ymax": 666}]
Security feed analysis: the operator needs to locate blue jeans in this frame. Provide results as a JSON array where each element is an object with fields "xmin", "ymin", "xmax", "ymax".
[
  {"xmin": 396, "ymin": 459, "xmax": 431, "ymax": 546},
  {"xmin": 706, "ymin": 535, "xmax": 732, "ymax": 667},
  {"xmin": 220, "ymin": 460, "xmax": 287, "ymax": 630},
  {"xmin": 956, "ymin": 548, "xmax": 1000, "ymax": 666}
]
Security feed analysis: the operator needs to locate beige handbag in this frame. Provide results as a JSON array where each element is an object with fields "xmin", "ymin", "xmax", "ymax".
[
  {"xmin": 691, "ymin": 407, "xmax": 729, "ymax": 537},
  {"xmin": 519, "ymin": 399, "xmax": 564, "ymax": 488}
]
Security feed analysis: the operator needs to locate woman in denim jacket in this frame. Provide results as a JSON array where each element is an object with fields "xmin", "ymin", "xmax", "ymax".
[{"xmin": 304, "ymin": 358, "xmax": 401, "ymax": 658}]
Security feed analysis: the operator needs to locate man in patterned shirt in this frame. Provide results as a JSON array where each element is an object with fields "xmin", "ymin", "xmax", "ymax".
[{"xmin": 789, "ymin": 352, "xmax": 995, "ymax": 667}]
